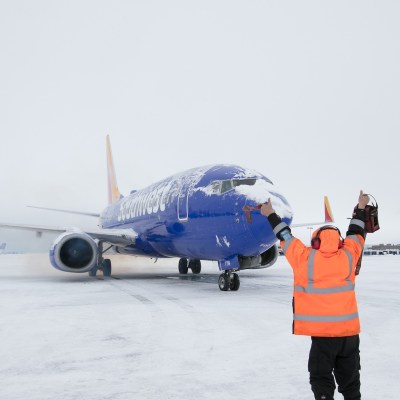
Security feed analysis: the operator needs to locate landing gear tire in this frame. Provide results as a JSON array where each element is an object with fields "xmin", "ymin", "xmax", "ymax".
[
  {"xmin": 189, "ymin": 259, "xmax": 201, "ymax": 274},
  {"xmin": 89, "ymin": 267, "xmax": 97, "ymax": 277},
  {"xmin": 218, "ymin": 272, "xmax": 240, "ymax": 291},
  {"xmin": 178, "ymin": 258, "xmax": 189, "ymax": 274},
  {"xmin": 218, "ymin": 273, "xmax": 231, "ymax": 291},
  {"xmin": 230, "ymin": 273, "xmax": 240, "ymax": 291},
  {"xmin": 102, "ymin": 259, "xmax": 112, "ymax": 277}
]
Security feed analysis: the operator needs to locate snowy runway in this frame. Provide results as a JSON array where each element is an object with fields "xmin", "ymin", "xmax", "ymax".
[{"xmin": 0, "ymin": 254, "xmax": 398, "ymax": 400}]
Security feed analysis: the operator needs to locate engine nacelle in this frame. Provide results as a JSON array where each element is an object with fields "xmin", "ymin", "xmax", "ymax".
[
  {"xmin": 238, "ymin": 245, "xmax": 279, "ymax": 270},
  {"xmin": 50, "ymin": 232, "xmax": 98, "ymax": 273}
]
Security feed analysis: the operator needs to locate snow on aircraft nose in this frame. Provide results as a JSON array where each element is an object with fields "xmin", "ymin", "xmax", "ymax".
[{"xmin": 235, "ymin": 178, "xmax": 293, "ymax": 245}]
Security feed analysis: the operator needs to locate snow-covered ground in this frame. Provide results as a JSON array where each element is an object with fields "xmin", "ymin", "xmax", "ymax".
[{"xmin": 0, "ymin": 254, "xmax": 398, "ymax": 400}]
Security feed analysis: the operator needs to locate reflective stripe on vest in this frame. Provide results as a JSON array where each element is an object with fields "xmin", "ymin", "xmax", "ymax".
[
  {"xmin": 346, "ymin": 234, "xmax": 364, "ymax": 248},
  {"xmin": 350, "ymin": 218, "xmax": 365, "ymax": 229},
  {"xmin": 283, "ymin": 236, "xmax": 295, "ymax": 254},
  {"xmin": 294, "ymin": 312, "xmax": 359, "ymax": 322},
  {"xmin": 273, "ymin": 222, "xmax": 289, "ymax": 236},
  {"xmin": 294, "ymin": 249, "xmax": 355, "ymax": 294}
]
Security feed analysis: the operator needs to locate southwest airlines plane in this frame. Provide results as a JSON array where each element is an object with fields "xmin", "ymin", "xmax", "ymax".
[{"xmin": 0, "ymin": 136, "xmax": 333, "ymax": 291}]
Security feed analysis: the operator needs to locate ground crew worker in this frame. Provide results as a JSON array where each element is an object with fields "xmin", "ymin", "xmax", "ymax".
[{"xmin": 260, "ymin": 191, "xmax": 369, "ymax": 400}]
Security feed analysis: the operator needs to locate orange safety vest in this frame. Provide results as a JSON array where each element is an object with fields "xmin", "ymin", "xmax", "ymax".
[{"xmin": 281, "ymin": 228, "xmax": 365, "ymax": 337}]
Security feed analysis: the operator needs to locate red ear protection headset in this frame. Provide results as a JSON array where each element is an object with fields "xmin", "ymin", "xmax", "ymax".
[{"xmin": 311, "ymin": 226, "xmax": 344, "ymax": 250}]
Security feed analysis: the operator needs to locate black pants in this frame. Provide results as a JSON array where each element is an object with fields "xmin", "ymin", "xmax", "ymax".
[{"xmin": 308, "ymin": 335, "xmax": 361, "ymax": 400}]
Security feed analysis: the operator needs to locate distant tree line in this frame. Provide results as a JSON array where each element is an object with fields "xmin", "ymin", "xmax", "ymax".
[{"xmin": 370, "ymin": 244, "xmax": 400, "ymax": 250}]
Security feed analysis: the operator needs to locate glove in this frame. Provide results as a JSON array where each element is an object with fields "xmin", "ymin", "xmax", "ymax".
[{"xmin": 353, "ymin": 206, "xmax": 367, "ymax": 222}]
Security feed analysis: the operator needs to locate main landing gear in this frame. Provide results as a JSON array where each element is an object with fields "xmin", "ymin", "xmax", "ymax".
[
  {"xmin": 178, "ymin": 258, "xmax": 201, "ymax": 274},
  {"xmin": 89, "ymin": 241, "xmax": 112, "ymax": 277},
  {"xmin": 218, "ymin": 271, "xmax": 240, "ymax": 291},
  {"xmin": 89, "ymin": 259, "xmax": 112, "ymax": 277}
]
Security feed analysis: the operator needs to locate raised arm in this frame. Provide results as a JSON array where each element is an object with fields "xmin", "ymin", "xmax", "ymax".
[
  {"xmin": 260, "ymin": 198, "xmax": 292, "ymax": 241},
  {"xmin": 347, "ymin": 190, "xmax": 369, "ymax": 239}
]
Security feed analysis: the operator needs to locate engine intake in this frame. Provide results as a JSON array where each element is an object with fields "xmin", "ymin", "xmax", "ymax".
[
  {"xmin": 238, "ymin": 245, "xmax": 279, "ymax": 270},
  {"xmin": 50, "ymin": 232, "xmax": 98, "ymax": 273}
]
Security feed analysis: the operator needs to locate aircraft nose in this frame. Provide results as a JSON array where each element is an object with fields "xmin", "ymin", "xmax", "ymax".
[
  {"xmin": 245, "ymin": 202, "xmax": 292, "ymax": 248},
  {"xmin": 238, "ymin": 180, "xmax": 293, "ymax": 245},
  {"xmin": 239, "ymin": 180, "xmax": 292, "ymax": 221}
]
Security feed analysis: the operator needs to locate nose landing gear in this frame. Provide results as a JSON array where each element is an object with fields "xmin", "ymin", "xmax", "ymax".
[
  {"xmin": 179, "ymin": 258, "xmax": 241, "ymax": 291},
  {"xmin": 218, "ymin": 271, "xmax": 240, "ymax": 291}
]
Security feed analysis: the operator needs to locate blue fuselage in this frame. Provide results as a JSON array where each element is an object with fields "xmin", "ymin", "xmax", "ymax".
[{"xmin": 99, "ymin": 165, "xmax": 292, "ymax": 264}]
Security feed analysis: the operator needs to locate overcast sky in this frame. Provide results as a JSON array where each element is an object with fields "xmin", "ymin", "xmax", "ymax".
[{"xmin": 0, "ymin": 1, "xmax": 399, "ymax": 251}]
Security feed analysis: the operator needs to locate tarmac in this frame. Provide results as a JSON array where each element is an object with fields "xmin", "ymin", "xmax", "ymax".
[{"xmin": 0, "ymin": 253, "xmax": 398, "ymax": 400}]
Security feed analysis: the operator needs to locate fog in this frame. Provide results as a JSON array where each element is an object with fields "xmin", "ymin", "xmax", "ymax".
[{"xmin": 1, "ymin": 1, "xmax": 399, "ymax": 252}]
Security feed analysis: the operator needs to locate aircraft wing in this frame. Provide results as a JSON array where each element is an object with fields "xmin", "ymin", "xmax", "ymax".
[
  {"xmin": 290, "ymin": 196, "xmax": 334, "ymax": 228},
  {"xmin": 27, "ymin": 206, "xmax": 100, "ymax": 217},
  {"xmin": 0, "ymin": 222, "xmax": 66, "ymax": 234},
  {"xmin": 0, "ymin": 223, "xmax": 137, "ymax": 246},
  {"xmin": 291, "ymin": 221, "xmax": 331, "ymax": 228},
  {"xmin": 84, "ymin": 228, "xmax": 137, "ymax": 246}
]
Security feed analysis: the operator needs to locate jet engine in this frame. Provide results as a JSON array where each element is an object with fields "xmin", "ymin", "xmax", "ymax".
[
  {"xmin": 238, "ymin": 244, "xmax": 279, "ymax": 270},
  {"xmin": 49, "ymin": 232, "xmax": 98, "ymax": 273}
]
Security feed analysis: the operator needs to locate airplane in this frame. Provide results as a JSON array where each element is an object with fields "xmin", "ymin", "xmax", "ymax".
[{"xmin": 0, "ymin": 136, "xmax": 333, "ymax": 291}]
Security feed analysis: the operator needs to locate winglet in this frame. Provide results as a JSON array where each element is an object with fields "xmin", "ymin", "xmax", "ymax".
[
  {"xmin": 106, "ymin": 135, "xmax": 122, "ymax": 205},
  {"xmin": 324, "ymin": 196, "xmax": 334, "ymax": 223}
]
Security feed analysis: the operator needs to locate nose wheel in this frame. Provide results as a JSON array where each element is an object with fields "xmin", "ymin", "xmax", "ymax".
[{"xmin": 218, "ymin": 271, "xmax": 240, "ymax": 291}]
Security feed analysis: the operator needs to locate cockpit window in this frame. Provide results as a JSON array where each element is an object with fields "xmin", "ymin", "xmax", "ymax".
[
  {"xmin": 221, "ymin": 180, "xmax": 233, "ymax": 193},
  {"xmin": 210, "ymin": 181, "xmax": 221, "ymax": 194},
  {"xmin": 232, "ymin": 178, "xmax": 257, "ymax": 188},
  {"xmin": 209, "ymin": 178, "xmax": 258, "ymax": 194}
]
